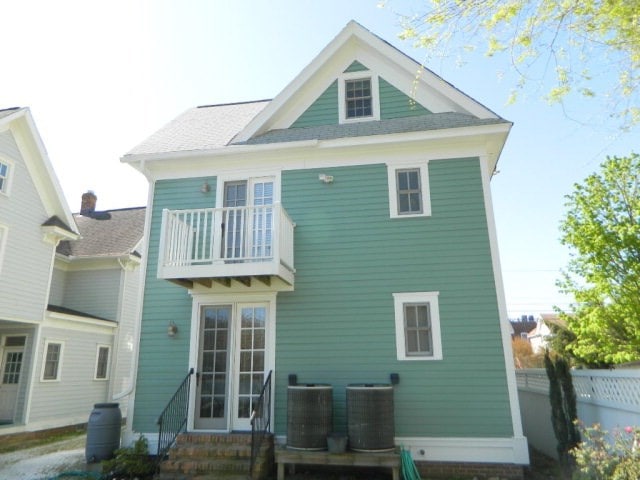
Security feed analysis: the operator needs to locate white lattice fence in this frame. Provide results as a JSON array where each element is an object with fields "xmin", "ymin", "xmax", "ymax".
[
  {"xmin": 516, "ymin": 368, "xmax": 640, "ymax": 458},
  {"xmin": 571, "ymin": 370, "xmax": 640, "ymax": 408}
]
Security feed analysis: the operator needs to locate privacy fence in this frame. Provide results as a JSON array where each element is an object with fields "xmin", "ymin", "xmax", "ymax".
[{"xmin": 516, "ymin": 368, "xmax": 640, "ymax": 458}]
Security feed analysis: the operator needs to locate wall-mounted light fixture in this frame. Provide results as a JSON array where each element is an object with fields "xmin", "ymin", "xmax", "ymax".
[
  {"xmin": 200, "ymin": 181, "xmax": 210, "ymax": 193},
  {"xmin": 318, "ymin": 174, "xmax": 334, "ymax": 184},
  {"xmin": 167, "ymin": 321, "xmax": 178, "ymax": 337}
]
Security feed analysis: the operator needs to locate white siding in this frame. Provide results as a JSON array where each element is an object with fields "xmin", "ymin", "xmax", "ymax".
[
  {"xmin": 0, "ymin": 131, "xmax": 55, "ymax": 323},
  {"xmin": 28, "ymin": 324, "xmax": 114, "ymax": 423},
  {"xmin": 62, "ymin": 269, "xmax": 120, "ymax": 320},
  {"xmin": 49, "ymin": 267, "xmax": 67, "ymax": 306}
]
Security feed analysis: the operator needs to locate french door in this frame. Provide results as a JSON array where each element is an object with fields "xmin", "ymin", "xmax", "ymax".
[
  {"xmin": 222, "ymin": 178, "xmax": 274, "ymax": 261},
  {"xmin": 194, "ymin": 303, "xmax": 267, "ymax": 431}
]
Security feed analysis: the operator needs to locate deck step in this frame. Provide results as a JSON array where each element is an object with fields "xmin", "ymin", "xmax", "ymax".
[{"xmin": 157, "ymin": 433, "xmax": 273, "ymax": 480}]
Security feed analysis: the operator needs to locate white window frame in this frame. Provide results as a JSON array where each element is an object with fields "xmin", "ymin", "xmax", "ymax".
[
  {"xmin": 0, "ymin": 157, "xmax": 14, "ymax": 197},
  {"xmin": 41, "ymin": 340, "xmax": 64, "ymax": 382},
  {"xmin": 338, "ymin": 72, "xmax": 380, "ymax": 124},
  {"xmin": 93, "ymin": 345, "xmax": 111, "ymax": 380},
  {"xmin": 393, "ymin": 292, "xmax": 442, "ymax": 361},
  {"xmin": 0, "ymin": 224, "xmax": 7, "ymax": 275},
  {"xmin": 387, "ymin": 162, "xmax": 432, "ymax": 218}
]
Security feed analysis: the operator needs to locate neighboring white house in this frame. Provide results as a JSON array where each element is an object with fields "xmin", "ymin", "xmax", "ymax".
[
  {"xmin": 0, "ymin": 107, "xmax": 144, "ymax": 435},
  {"xmin": 528, "ymin": 313, "xmax": 566, "ymax": 353}
]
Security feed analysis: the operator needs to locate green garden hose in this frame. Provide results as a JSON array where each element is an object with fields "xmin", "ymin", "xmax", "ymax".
[{"xmin": 401, "ymin": 447, "xmax": 422, "ymax": 480}]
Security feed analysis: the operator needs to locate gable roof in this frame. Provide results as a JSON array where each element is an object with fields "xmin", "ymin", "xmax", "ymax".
[
  {"xmin": 234, "ymin": 20, "xmax": 505, "ymax": 143},
  {"xmin": 0, "ymin": 107, "xmax": 79, "ymax": 236},
  {"xmin": 57, "ymin": 207, "xmax": 145, "ymax": 258},
  {"xmin": 122, "ymin": 21, "xmax": 510, "ymax": 171}
]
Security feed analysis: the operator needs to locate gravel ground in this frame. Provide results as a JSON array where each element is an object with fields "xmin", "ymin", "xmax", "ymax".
[{"xmin": 0, "ymin": 433, "xmax": 101, "ymax": 480}]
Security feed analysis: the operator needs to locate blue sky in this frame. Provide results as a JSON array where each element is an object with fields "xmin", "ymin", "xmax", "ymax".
[{"xmin": 3, "ymin": 1, "xmax": 637, "ymax": 318}]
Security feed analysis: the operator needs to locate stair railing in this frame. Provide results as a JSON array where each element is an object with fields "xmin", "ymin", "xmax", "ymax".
[
  {"xmin": 156, "ymin": 368, "xmax": 194, "ymax": 462},
  {"xmin": 250, "ymin": 370, "xmax": 272, "ymax": 478}
]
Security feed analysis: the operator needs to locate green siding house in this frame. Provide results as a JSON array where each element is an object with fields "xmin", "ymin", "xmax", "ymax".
[{"xmin": 122, "ymin": 21, "xmax": 528, "ymax": 473}]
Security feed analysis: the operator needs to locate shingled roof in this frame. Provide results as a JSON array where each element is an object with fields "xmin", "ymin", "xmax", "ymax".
[
  {"xmin": 57, "ymin": 207, "xmax": 145, "ymax": 258},
  {"xmin": 126, "ymin": 101, "xmax": 269, "ymax": 156}
]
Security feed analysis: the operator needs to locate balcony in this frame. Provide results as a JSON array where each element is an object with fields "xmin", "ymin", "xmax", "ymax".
[{"xmin": 158, "ymin": 204, "xmax": 295, "ymax": 288}]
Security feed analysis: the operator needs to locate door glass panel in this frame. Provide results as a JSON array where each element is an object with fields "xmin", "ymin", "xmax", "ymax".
[
  {"xmin": 236, "ymin": 306, "xmax": 266, "ymax": 420},
  {"xmin": 224, "ymin": 182, "xmax": 247, "ymax": 260},
  {"xmin": 196, "ymin": 306, "xmax": 231, "ymax": 429},
  {"xmin": 2, "ymin": 352, "xmax": 22, "ymax": 384},
  {"xmin": 251, "ymin": 181, "xmax": 273, "ymax": 259}
]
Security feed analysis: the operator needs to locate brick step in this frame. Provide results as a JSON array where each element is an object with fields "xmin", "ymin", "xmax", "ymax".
[
  {"xmin": 177, "ymin": 433, "xmax": 253, "ymax": 445},
  {"xmin": 158, "ymin": 433, "xmax": 274, "ymax": 480},
  {"xmin": 160, "ymin": 457, "xmax": 249, "ymax": 475},
  {"xmin": 171, "ymin": 442, "xmax": 253, "ymax": 459}
]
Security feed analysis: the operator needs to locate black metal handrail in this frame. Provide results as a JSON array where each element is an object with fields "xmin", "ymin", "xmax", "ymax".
[
  {"xmin": 156, "ymin": 368, "xmax": 194, "ymax": 463},
  {"xmin": 250, "ymin": 370, "xmax": 272, "ymax": 478}
]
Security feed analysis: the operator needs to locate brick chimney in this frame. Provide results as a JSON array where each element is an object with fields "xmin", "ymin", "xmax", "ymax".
[{"xmin": 80, "ymin": 191, "xmax": 97, "ymax": 216}]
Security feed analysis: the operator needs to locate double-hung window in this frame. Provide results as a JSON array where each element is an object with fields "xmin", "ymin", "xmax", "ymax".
[
  {"xmin": 339, "ymin": 73, "xmax": 379, "ymax": 123},
  {"xmin": 387, "ymin": 163, "xmax": 431, "ymax": 218},
  {"xmin": 42, "ymin": 341, "xmax": 63, "ymax": 381},
  {"xmin": 393, "ymin": 292, "xmax": 442, "ymax": 360},
  {"xmin": 94, "ymin": 345, "xmax": 110, "ymax": 380},
  {"xmin": 345, "ymin": 78, "xmax": 372, "ymax": 119}
]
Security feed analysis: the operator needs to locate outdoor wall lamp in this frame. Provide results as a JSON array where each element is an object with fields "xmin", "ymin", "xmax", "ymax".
[
  {"xmin": 167, "ymin": 321, "xmax": 178, "ymax": 337},
  {"xmin": 200, "ymin": 181, "xmax": 210, "ymax": 193},
  {"xmin": 318, "ymin": 173, "xmax": 334, "ymax": 184}
]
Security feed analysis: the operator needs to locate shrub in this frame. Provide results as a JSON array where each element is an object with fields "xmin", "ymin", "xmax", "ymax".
[
  {"xmin": 571, "ymin": 423, "xmax": 640, "ymax": 480},
  {"xmin": 101, "ymin": 435, "xmax": 155, "ymax": 479}
]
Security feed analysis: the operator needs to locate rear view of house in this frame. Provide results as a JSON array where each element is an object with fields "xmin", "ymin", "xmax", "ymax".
[
  {"xmin": 122, "ymin": 22, "xmax": 528, "ymax": 478},
  {"xmin": 0, "ymin": 107, "xmax": 143, "ymax": 436}
]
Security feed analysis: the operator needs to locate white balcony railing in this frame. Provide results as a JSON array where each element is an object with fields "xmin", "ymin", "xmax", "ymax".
[{"xmin": 158, "ymin": 204, "xmax": 295, "ymax": 284}]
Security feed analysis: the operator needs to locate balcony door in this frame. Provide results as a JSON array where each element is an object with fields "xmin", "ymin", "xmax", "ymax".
[
  {"xmin": 194, "ymin": 303, "xmax": 267, "ymax": 431},
  {"xmin": 222, "ymin": 178, "xmax": 274, "ymax": 261}
]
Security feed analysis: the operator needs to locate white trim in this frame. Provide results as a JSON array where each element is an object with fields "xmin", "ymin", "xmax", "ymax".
[
  {"xmin": 478, "ymin": 156, "xmax": 526, "ymax": 439},
  {"xmin": 387, "ymin": 161, "xmax": 432, "ymax": 218},
  {"xmin": 396, "ymin": 435, "xmax": 529, "ymax": 465},
  {"xmin": 188, "ymin": 291, "xmax": 277, "ymax": 432},
  {"xmin": 338, "ymin": 72, "xmax": 380, "ymax": 124},
  {"xmin": 93, "ymin": 344, "xmax": 111, "ymax": 381},
  {"xmin": 40, "ymin": 339, "xmax": 64, "ymax": 382},
  {"xmin": 122, "ymin": 182, "xmax": 155, "ymax": 446},
  {"xmin": 233, "ymin": 21, "xmax": 499, "ymax": 143},
  {"xmin": 392, "ymin": 292, "xmax": 442, "ymax": 361},
  {"xmin": 123, "ymin": 123, "xmax": 510, "ymax": 185},
  {"xmin": 0, "ymin": 155, "xmax": 14, "ymax": 197},
  {"xmin": 0, "ymin": 223, "xmax": 7, "ymax": 275}
]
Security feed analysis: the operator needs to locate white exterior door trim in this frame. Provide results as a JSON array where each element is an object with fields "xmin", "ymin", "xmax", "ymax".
[{"xmin": 188, "ymin": 291, "xmax": 277, "ymax": 432}]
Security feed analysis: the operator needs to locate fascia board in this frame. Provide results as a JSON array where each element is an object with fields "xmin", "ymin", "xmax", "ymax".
[
  {"xmin": 235, "ymin": 21, "xmax": 500, "ymax": 143},
  {"xmin": 234, "ymin": 22, "xmax": 362, "ymax": 143},
  {"xmin": 11, "ymin": 110, "xmax": 79, "ymax": 235},
  {"xmin": 120, "ymin": 139, "xmax": 319, "ymax": 178}
]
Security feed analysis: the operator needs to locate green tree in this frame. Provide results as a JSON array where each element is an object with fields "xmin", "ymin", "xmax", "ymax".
[
  {"xmin": 558, "ymin": 153, "xmax": 640, "ymax": 365},
  {"xmin": 391, "ymin": 0, "xmax": 640, "ymax": 127}
]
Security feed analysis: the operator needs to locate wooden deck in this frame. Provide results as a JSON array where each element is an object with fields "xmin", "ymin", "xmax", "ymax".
[{"xmin": 275, "ymin": 447, "xmax": 400, "ymax": 480}]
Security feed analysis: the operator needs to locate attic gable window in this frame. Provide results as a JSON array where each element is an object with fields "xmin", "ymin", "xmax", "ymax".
[
  {"xmin": 338, "ymin": 72, "xmax": 379, "ymax": 123},
  {"xmin": 345, "ymin": 78, "xmax": 372, "ymax": 118}
]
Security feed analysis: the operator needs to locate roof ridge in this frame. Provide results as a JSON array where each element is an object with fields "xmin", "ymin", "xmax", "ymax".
[
  {"xmin": 0, "ymin": 106, "xmax": 21, "ymax": 113},
  {"xmin": 197, "ymin": 99, "xmax": 271, "ymax": 109},
  {"xmin": 73, "ymin": 206, "xmax": 145, "ymax": 215}
]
